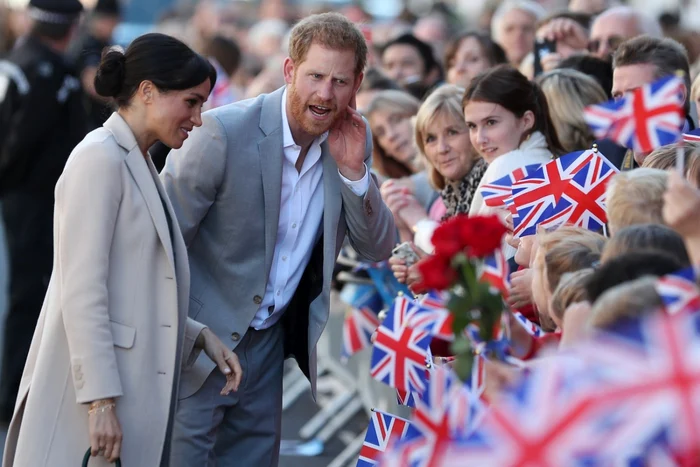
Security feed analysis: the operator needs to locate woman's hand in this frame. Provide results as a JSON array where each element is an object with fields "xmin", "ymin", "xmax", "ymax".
[
  {"xmin": 380, "ymin": 179, "xmax": 412, "ymax": 214},
  {"xmin": 198, "ymin": 328, "xmax": 243, "ymax": 395},
  {"xmin": 405, "ymin": 263, "xmax": 424, "ymax": 293},
  {"xmin": 88, "ymin": 398, "xmax": 122, "ymax": 463},
  {"xmin": 507, "ymin": 268, "xmax": 534, "ymax": 310},
  {"xmin": 389, "ymin": 255, "xmax": 409, "ymax": 284},
  {"xmin": 389, "ymin": 242, "xmax": 425, "ymax": 283}
]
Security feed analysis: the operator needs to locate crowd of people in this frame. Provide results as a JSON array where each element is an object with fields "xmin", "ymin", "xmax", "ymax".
[{"xmin": 1, "ymin": 0, "xmax": 700, "ymax": 464}]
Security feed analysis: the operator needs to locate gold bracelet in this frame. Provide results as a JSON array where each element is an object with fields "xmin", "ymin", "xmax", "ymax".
[
  {"xmin": 89, "ymin": 399, "xmax": 115, "ymax": 409},
  {"xmin": 88, "ymin": 403, "xmax": 115, "ymax": 415}
]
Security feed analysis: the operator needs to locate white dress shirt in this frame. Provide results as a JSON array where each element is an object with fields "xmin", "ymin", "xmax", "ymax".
[{"xmin": 251, "ymin": 89, "xmax": 370, "ymax": 329}]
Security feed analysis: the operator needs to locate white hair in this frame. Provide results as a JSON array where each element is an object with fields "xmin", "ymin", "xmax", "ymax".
[
  {"xmin": 491, "ymin": 0, "xmax": 547, "ymax": 43},
  {"xmin": 593, "ymin": 6, "xmax": 663, "ymax": 39},
  {"xmin": 248, "ymin": 18, "xmax": 289, "ymax": 48}
]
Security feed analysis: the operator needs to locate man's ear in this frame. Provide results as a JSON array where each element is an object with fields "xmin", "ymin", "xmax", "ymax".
[
  {"xmin": 353, "ymin": 71, "xmax": 365, "ymax": 95},
  {"xmin": 283, "ymin": 57, "xmax": 295, "ymax": 85}
]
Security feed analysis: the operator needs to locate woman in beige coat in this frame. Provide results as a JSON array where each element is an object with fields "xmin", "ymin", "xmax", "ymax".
[{"xmin": 3, "ymin": 33, "xmax": 243, "ymax": 467}]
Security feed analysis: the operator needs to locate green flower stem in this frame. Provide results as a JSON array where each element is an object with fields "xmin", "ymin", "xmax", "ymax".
[{"xmin": 446, "ymin": 254, "xmax": 507, "ymax": 381}]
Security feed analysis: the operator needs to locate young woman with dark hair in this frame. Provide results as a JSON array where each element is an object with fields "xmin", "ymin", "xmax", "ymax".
[
  {"xmin": 3, "ymin": 33, "xmax": 242, "ymax": 467},
  {"xmin": 464, "ymin": 65, "xmax": 565, "ymax": 222}
]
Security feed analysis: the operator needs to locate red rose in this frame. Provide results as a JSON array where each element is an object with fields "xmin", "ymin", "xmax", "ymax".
[
  {"xmin": 416, "ymin": 254, "xmax": 457, "ymax": 291},
  {"xmin": 431, "ymin": 215, "xmax": 466, "ymax": 257},
  {"xmin": 459, "ymin": 215, "xmax": 509, "ymax": 258}
]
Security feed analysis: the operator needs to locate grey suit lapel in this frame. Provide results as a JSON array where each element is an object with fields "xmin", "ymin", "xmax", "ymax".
[
  {"xmin": 258, "ymin": 87, "xmax": 286, "ymax": 274},
  {"xmin": 124, "ymin": 150, "xmax": 176, "ymax": 271},
  {"xmin": 321, "ymin": 143, "xmax": 342, "ymax": 282}
]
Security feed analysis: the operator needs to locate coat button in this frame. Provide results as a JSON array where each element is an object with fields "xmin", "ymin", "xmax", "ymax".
[
  {"xmin": 231, "ymin": 332, "xmax": 241, "ymax": 341},
  {"xmin": 253, "ymin": 295, "xmax": 262, "ymax": 305}
]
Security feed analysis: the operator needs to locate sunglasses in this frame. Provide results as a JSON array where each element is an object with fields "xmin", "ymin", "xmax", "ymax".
[{"xmin": 587, "ymin": 36, "xmax": 624, "ymax": 53}]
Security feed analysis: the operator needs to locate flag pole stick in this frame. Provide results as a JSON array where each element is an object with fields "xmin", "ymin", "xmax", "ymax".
[
  {"xmin": 677, "ymin": 143, "xmax": 685, "ymax": 175},
  {"xmin": 676, "ymin": 69, "xmax": 687, "ymax": 175}
]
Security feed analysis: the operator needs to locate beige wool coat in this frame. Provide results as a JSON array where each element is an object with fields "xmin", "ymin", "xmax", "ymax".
[{"xmin": 3, "ymin": 113, "xmax": 206, "ymax": 467}]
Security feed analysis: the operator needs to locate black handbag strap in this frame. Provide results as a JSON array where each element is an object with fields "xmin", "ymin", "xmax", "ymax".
[{"xmin": 82, "ymin": 448, "xmax": 122, "ymax": 467}]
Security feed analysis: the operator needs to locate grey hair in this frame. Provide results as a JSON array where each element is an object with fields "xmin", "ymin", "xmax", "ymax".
[
  {"xmin": 491, "ymin": 0, "xmax": 546, "ymax": 43},
  {"xmin": 592, "ymin": 6, "xmax": 663, "ymax": 39}
]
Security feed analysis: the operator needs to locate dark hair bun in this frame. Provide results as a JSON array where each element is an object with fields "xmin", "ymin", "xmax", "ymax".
[{"xmin": 94, "ymin": 48, "xmax": 126, "ymax": 98}]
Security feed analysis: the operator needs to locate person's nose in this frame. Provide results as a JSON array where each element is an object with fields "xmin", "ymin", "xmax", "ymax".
[
  {"xmin": 191, "ymin": 109, "xmax": 203, "ymax": 127},
  {"xmin": 437, "ymin": 135, "xmax": 450, "ymax": 154},
  {"xmin": 476, "ymin": 126, "xmax": 488, "ymax": 145},
  {"xmin": 385, "ymin": 125, "xmax": 398, "ymax": 142},
  {"xmin": 316, "ymin": 80, "xmax": 333, "ymax": 102}
]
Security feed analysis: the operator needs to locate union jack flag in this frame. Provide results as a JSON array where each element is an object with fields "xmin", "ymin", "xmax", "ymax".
[
  {"xmin": 371, "ymin": 296, "xmax": 433, "ymax": 394},
  {"xmin": 341, "ymin": 283, "xmax": 384, "ymax": 361},
  {"xmin": 406, "ymin": 291, "xmax": 454, "ymax": 342},
  {"xmin": 342, "ymin": 307, "xmax": 382, "ymax": 361},
  {"xmin": 510, "ymin": 149, "xmax": 617, "ymax": 237},
  {"xmin": 479, "ymin": 248, "xmax": 510, "ymax": 297},
  {"xmin": 583, "ymin": 74, "xmax": 685, "ymax": 152},
  {"xmin": 512, "ymin": 311, "xmax": 543, "ymax": 337},
  {"xmin": 581, "ymin": 311, "xmax": 700, "ymax": 461},
  {"xmin": 386, "ymin": 366, "xmax": 486, "ymax": 467},
  {"xmin": 655, "ymin": 267, "xmax": 700, "ymax": 315},
  {"xmin": 411, "ymin": 366, "xmax": 474, "ymax": 442},
  {"xmin": 683, "ymin": 128, "xmax": 700, "ymax": 142},
  {"xmin": 358, "ymin": 409, "xmax": 412, "ymax": 466},
  {"xmin": 480, "ymin": 163, "xmax": 542, "ymax": 208},
  {"xmin": 455, "ymin": 354, "xmax": 620, "ymax": 466},
  {"xmin": 396, "ymin": 388, "xmax": 418, "ymax": 408}
]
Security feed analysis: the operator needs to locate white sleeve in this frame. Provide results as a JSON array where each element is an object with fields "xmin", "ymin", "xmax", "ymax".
[{"xmin": 413, "ymin": 218, "xmax": 439, "ymax": 255}]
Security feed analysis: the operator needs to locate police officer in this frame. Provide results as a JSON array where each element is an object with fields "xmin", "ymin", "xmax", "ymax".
[
  {"xmin": 69, "ymin": 0, "xmax": 121, "ymax": 129},
  {"xmin": 0, "ymin": 0, "xmax": 88, "ymax": 423}
]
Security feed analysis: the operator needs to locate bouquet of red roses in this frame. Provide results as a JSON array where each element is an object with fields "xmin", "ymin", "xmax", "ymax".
[{"xmin": 417, "ymin": 214, "xmax": 509, "ymax": 380}]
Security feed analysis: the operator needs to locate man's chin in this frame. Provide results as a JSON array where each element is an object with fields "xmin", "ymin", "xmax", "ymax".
[{"xmin": 301, "ymin": 114, "xmax": 339, "ymax": 136}]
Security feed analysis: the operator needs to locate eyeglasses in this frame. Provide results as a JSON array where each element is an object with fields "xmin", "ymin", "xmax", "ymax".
[{"xmin": 587, "ymin": 36, "xmax": 624, "ymax": 54}]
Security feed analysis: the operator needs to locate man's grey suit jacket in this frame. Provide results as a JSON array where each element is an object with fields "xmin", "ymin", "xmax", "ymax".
[{"xmin": 161, "ymin": 86, "xmax": 395, "ymax": 398}]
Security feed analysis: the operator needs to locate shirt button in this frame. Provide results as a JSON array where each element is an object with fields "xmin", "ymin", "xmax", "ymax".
[
  {"xmin": 253, "ymin": 295, "xmax": 262, "ymax": 304},
  {"xmin": 292, "ymin": 223, "xmax": 297, "ymax": 229},
  {"xmin": 231, "ymin": 332, "xmax": 240, "ymax": 341},
  {"xmin": 276, "ymin": 290, "xmax": 281, "ymax": 296},
  {"xmin": 282, "ymin": 256, "xmax": 287, "ymax": 261}
]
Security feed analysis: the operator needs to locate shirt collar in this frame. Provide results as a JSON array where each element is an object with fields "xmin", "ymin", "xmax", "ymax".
[{"xmin": 281, "ymin": 87, "xmax": 329, "ymax": 149}]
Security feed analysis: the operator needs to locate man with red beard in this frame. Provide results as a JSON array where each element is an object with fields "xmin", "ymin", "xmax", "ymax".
[{"xmin": 161, "ymin": 12, "xmax": 395, "ymax": 466}]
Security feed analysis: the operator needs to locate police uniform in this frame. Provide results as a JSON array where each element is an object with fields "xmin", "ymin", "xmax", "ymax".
[
  {"xmin": 69, "ymin": 0, "xmax": 121, "ymax": 129},
  {"xmin": 0, "ymin": 0, "xmax": 87, "ymax": 421}
]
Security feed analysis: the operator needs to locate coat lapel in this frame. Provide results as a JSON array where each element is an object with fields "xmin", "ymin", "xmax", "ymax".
[
  {"xmin": 321, "ymin": 143, "xmax": 342, "ymax": 283},
  {"xmin": 258, "ymin": 88, "xmax": 286, "ymax": 274},
  {"xmin": 103, "ymin": 113, "xmax": 175, "ymax": 272},
  {"xmin": 124, "ymin": 151, "xmax": 176, "ymax": 271}
]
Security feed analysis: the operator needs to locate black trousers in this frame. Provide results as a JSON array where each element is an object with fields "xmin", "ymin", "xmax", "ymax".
[{"xmin": 0, "ymin": 193, "xmax": 53, "ymax": 422}]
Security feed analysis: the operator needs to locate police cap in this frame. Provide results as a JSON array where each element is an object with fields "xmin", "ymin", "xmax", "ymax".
[{"xmin": 28, "ymin": 0, "xmax": 83, "ymax": 24}]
